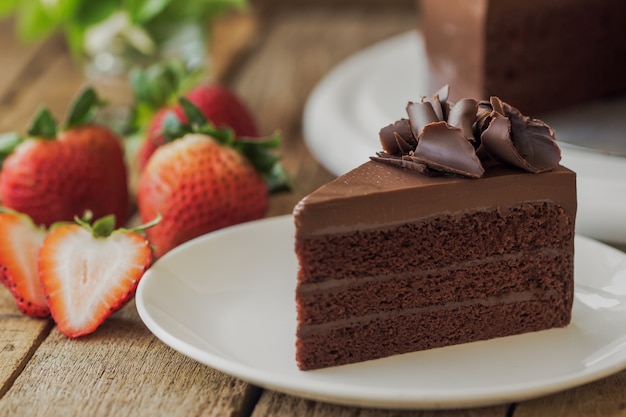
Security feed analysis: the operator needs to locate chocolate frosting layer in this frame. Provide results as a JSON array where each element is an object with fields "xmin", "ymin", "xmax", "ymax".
[
  {"xmin": 293, "ymin": 161, "xmax": 576, "ymax": 238},
  {"xmin": 372, "ymin": 86, "xmax": 561, "ymax": 178}
]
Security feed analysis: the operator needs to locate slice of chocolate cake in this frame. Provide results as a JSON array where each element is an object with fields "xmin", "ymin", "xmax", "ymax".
[{"xmin": 294, "ymin": 88, "xmax": 576, "ymax": 370}]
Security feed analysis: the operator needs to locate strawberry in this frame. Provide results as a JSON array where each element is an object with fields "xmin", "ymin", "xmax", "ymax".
[
  {"xmin": 136, "ymin": 85, "xmax": 259, "ymax": 170},
  {"xmin": 137, "ymin": 98, "xmax": 290, "ymax": 258},
  {"xmin": 0, "ymin": 87, "xmax": 129, "ymax": 228},
  {"xmin": 38, "ymin": 214, "xmax": 157, "ymax": 338},
  {"xmin": 0, "ymin": 210, "xmax": 49, "ymax": 318},
  {"xmin": 128, "ymin": 62, "xmax": 259, "ymax": 170}
]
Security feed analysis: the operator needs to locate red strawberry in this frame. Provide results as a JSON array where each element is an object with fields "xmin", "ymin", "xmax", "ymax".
[
  {"xmin": 0, "ymin": 211, "xmax": 49, "ymax": 317},
  {"xmin": 38, "ymin": 214, "xmax": 156, "ymax": 338},
  {"xmin": 137, "ymin": 99, "xmax": 290, "ymax": 258},
  {"xmin": 0, "ymin": 87, "xmax": 129, "ymax": 228},
  {"xmin": 136, "ymin": 84, "xmax": 259, "ymax": 170}
]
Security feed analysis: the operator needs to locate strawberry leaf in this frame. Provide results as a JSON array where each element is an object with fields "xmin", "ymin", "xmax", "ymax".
[
  {"xmin": 177, "ymin": 97, "xmax": 235, "ymax": 145},
  {"xmin": 264, "ymin": 163, "xmax": 293, "ymax": 194},
  {"xmin": 166, "ymin": 97, "xmax": 293, "ymax": 194},
  {"xmin": 27, "ymin": 107, "xmax": 57, "ymax": 138},
  {"xmin": 234, "ymin": 132, "xmax": 292, "ymax": 193},
  {"xmin": 92, "ymin": 215, "xmax": 116, "ymax": 237},
  {"xmin": 161, "ymin": 111, "xmax": 190, "ymax": 142},
  {"xmin": 197, "ymin": 124, "xmax": 235, "ymax": 146},
  {"xmin": 130, "ymin": 213, "xmax": 162, "ymax": 234},
  {"xmin": 179, "ymin": 97, "xmax": 207, "ymax": 128},
  {"xmin": 66, "ymin": 86, "xmax": 107, "ymax": 128},
  {"xmin": 74, "ymin": 213, "xmax": 116, "ymax": 238}
]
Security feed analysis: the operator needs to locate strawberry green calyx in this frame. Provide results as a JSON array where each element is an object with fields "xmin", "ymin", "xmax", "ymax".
[
  {"xmin": 21, "ymin": 86, "xmax": 106, "ymax": 140},
  {"xmin": 27, "ymin": 107, "xmax": 58, "ymax": 139},
  {"xmin": 164, "ymin": 98, "xmax": 292, "ymax": 193},
  {"xmin": 74, "ymin": 212, "xmax": 162, "ymax": 239},
  {"xmin": 65, "ymin": 86, "xmax": 107, "ymax": 129}
]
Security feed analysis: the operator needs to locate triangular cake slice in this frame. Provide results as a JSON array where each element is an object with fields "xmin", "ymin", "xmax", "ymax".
[
  {"xmin": 293, "ymin": 90, "xmax": 576, "ymax": 371},
  {"xmin": 294, "ymin": 161, "xmax": 576, "ymax": 370}
]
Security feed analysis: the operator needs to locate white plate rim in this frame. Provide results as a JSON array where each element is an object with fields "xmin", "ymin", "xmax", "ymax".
[{"xmin": 136, "ymin": 215, "xmax": 626, "ymax": 410}]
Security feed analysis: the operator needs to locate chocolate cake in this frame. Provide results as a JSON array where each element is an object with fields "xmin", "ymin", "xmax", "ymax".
[
  {"xmin": 294, "ymin": 88, "xmax": 576, "ymax": 370},
  {"xmin": 420, "ymin": 0, "xmax": 626, "ymax": 115}
]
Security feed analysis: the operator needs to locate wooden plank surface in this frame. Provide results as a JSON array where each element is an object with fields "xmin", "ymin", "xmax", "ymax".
[
  {"xmin": 251, "ymin": 391, "xmax": 509, "ymax": 417},
  {"xmin": 0, "ymin": 301, "xmax": 260, "ymax": 417}
]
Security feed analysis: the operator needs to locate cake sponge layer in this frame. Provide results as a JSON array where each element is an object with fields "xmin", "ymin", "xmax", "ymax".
[
  {"xmin": 295, "ymin": 201, "xmax": 574, "ymax": 370},
  {"xmin": 296, "ymin": 298, "xmax": 571, "ymax": 370}
]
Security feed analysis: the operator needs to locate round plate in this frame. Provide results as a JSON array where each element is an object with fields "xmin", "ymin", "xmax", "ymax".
[
  {"xmin": 302, "ymin": 31, "xmax": 626, "ymax": 244},
  {"xmin": 137, "ymin": 216, "xmax": 626, "ymax": 410}
]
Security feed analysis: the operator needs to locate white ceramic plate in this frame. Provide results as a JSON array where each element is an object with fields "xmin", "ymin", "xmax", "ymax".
[
  {"xmin": 302, "ymin": 31, "xmax": 626, "ymax": 244},
  {"xmin": 137, "ymin": 215, "xmax": 626, "ymax": 410}
]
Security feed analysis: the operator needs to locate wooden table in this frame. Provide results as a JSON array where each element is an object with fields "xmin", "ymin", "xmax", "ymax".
[{"xmin": 1, "ymin": 3, "xmax": 626, "ymax": 416}]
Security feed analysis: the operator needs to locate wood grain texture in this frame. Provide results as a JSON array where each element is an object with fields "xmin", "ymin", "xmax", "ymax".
[
  {"xmin": 0, "ymin": 301, "xmax": 260, "ymax": 417},
  {"xmin": 251, "ymin": 390, "xmax": 510, "ymax": 417},
  {"xmin": 0, "ymin": 305, "xmax": 53, "ymax": 398}
]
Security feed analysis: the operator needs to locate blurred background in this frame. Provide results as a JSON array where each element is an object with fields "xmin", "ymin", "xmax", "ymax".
[{"xmin": 0, "ymin": 0, "xmax": 417, "ymax": 215}]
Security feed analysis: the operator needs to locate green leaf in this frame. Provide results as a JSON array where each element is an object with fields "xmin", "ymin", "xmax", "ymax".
[
  {"xmin": 125, "ymin": 0, "xmax": 171, "ymax": 24},
  {"xmin": 263, "ymin": 163, "xmax": 293, "ymax": 194},
  {"xmin": 129, "ymin": 213, "xmax": 162, "ymax": 234},
  {"xmin": 0, "ymin": 0, "xmax": 18, "ymax": 18},
  {"xmin": 199, "ymin": 125, "xmax": 235, "ymax": 146},
  {"xmin": 73, "ymin": 0, "xmax": 117, "ymax": 26},
  {"xmin": 161, "ymin": 111, "xmax": 188, "ymax": 142},
  {"xmin": 66, "ymin": 86, "xmax": 107, "ymax": 128},
  {"xmin": 40, "ymin": 0, "xmax": 81, "ymax": 21},
  {"xmin": 130, "ymin": 61, "xmax": 183, "ymax": 109},
  {"xmin": 91, "ymin": 214, "xmax": 116, "ymax": 237},
  {"xmin": 27, "ymin": 107, "xmax": 58, "ymax": 138},
  {"xmin": 15, "ymin": 0, "xmax": 58, "ymax": 42},
  {"xmin": 178, "ymin": 97, "xmax": 207, "ymax": 128}
]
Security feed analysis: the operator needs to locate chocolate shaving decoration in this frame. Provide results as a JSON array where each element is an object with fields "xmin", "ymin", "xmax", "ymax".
[
  {"xmin": 379, "ymin": 119, "xmax": 415, "ymax": 155},
  {"xmin": 406, "ymin": 101, "xmax": 438, "ymax": 139},
  {"xmin": 413, "ymin": 122, "xmax": 485, "ymax": 178},
  {"xmin": 430, "ymin": 84, "xmax": 450, "ymax": 121},
  {"xmin": 371, "ymin": 152, "xmax": 436, "ymax": 176},
  {"xmin": 479, "ymin": 97, "xmax": 561, "ymax": 173},
  {"xmin": 371, "ymin": 85, "xmax": 561, "ymax": 178},
  {"xmin": 447, "ymin": 98, "xmax": 478, "ymax": 143}
]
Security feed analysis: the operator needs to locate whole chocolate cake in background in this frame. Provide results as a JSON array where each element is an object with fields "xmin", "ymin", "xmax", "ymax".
[
  {"xmin": 419, "ymin": 0, "xmax": 626, "ymax": 116},
  {"xmin": 293, "ymin": 87, "xmax": 577, "ymax": 371}
]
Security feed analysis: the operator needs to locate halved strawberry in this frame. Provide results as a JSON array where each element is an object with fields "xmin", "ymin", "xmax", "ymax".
[
  {"xmin": 0, "ymin": 210, "xmax": 49, "ymax": 317},
  {"xmin": 38, "ymin": 214, "xmax": 157, "ymax": 338}
]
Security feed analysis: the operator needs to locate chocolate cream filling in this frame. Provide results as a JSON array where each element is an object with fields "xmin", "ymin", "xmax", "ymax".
[{"xmin": 297, "ymin": 289, "xmax": 560, "ymax": 338}]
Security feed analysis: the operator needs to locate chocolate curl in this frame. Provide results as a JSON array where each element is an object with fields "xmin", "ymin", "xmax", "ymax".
[
  {"xmin": 413, "ymin": 121, "xmax": 485, "ymax": 178},
  {"xmin": 480, "ymin": 97, "xmax": 561, "ymax": 173},
  {"xmin": 406, "ymin": 101, "xmax": 439, "ymax": 139},
  {"xmin": 430, "ymin": 84, "xmax": 450, "ymax": 121},
  {"xmin": 447, "ymin": 98, "xmax": 478, "ymax": 142},
  {"xmin": 379, "ymin": 119, "xmax": 416, "ymax": 155},
  {"xmin": 370, "ymin": 151, "xmax": 432, "ymax": 175}
]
